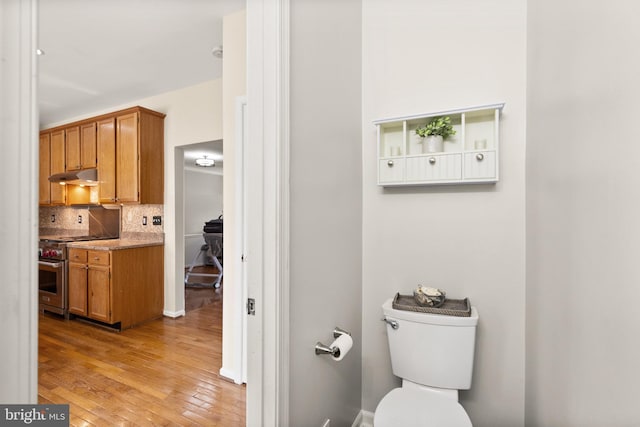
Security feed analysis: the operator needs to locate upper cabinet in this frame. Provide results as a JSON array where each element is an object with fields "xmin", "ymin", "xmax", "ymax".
[
  {"xmin": 39, "ymin": 133, "xmax": 51, "ymax": 205},
  {"xmin": 373, "ymin": 103, "xmax": 504, "ymax": 187},
  {"xmin": 49, "ymin": 129, "xmax": 67, "ymax": 205},
  {"xmin": 66, "ymin": 122, "xmax": 97, "ymax": 171},
  {"xmin": 39, "ymin": 106, "xmax": 165, "ymax": 206},
  {"xmin": 98, "ymin": 108, "xmax": 165, "ymax": 204}
]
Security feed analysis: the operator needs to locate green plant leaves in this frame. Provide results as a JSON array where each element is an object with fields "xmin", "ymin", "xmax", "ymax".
[{"xmin": 415, "ymin": 116, "xmax": 456, "ymax": 139}]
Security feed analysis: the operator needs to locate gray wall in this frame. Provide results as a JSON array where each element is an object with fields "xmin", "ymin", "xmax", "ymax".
[
  {"xmin": 184, "ymin": 169, "xmax": 223, "ymax": 265},
  {"xmin": 361, "ymin": 1, "xmax": 527, "ymax": 426},
  {"xmin": 289, "ymin": 0, "xmax": 363, "ymax": 426},
  {"xmin": 526, "ymin": 1, "xmax": 640, "ymax": 425},
  {"xmin": 0, "ymin": 0, "xmax": 38, "ymax": 403}
]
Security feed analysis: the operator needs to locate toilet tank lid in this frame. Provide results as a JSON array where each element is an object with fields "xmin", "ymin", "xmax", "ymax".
[{"xmin": 382, "ymin": 299, "xmax": 478, "ymax": 326}]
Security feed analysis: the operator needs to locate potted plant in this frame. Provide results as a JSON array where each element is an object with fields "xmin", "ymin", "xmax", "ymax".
[{"xmin": 415, "ymin": 116, "xmax": 456, "ymax": 153}]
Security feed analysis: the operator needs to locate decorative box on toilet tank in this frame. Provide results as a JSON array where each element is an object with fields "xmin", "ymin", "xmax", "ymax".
[{"xmin": 373, "ymin": 103, "xmax": 505, "ymax": 187}]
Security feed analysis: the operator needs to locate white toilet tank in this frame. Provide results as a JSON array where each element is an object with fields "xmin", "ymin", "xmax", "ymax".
[{"xmin": 382, "ymin": 299, "xmax": 479, "ymax": 390}]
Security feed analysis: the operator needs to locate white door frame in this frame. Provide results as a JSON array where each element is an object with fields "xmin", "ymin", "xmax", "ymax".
[
  {"xmin": 246, "ymin": 0, "xmax": 290, "ymax": 425},
  {"xmin": 234, "ymin": 96, "xmax": 248, "ymax": 384}
]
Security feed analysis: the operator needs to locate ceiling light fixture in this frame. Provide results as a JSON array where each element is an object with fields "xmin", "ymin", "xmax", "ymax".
[{"xmin": 195, "ymin": 155, "xmax": 215, "ymax": 167}]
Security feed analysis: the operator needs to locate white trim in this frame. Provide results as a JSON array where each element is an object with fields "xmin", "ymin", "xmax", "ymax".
[
  {"xmin": 219, "ymin": 367, "xmax": 239, "ymax": 383},
  {"xmin": 353, "ymin": 410, "xmax": 375, "ymax": 427},
  {"xmin": 162, "ymin": 309, "xmax": 185, "ymax": 318},
  {"xmin": 372, "ymin": 102, "xmax": 506, "ymax": 125},
  {"xmin": 227, "ymin": 96, "xmax": 248, "ymax": 386},
  {"xmin": 246, "ymin": 0, "xmax": 290, "ymax": 425},
  {"xmin": 0, "ymin": 0, "xmax": 39, "ymax": 403}
]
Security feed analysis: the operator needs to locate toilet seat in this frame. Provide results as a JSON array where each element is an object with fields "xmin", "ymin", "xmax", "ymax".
[{"xmin": 374, "ymin": 388, "xmax": 472, "ymax": 427}]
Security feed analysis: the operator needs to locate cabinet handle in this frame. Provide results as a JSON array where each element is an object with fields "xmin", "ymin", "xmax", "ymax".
[
  {"xmin": 429, "ymin": 157, "xmax": 436, "ymax": 165},
  {"xmin": 387, "ymin": 160, "xmax": 394, "ymax": 167},
  {"xmin": 476, "ymin": 153, "xmax": 484, "ymax": 161}
]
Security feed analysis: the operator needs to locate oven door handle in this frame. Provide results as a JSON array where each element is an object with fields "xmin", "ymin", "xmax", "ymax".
[{"xmin": 38, "ymin": 260, "xmax": 64, "ymax": 269}]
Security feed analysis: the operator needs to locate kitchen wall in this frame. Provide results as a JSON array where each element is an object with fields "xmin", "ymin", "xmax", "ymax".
[
  {"xmin": 361, "ymin": 1, "xmax": 527, "ymax": 426},
  {"xmin": 39, "ymin": 205, "xmax": 164, "ymax": 239},
  {"xmin": 525, "ymin": 1, "xmax": 640, "ymax": 425},
  {"xmin": 288, "ymin": 0, "xmax": 363, "ymax": 426},
  {"xmin": 42, "ymin": 79, "xmax": 223, "ymax": 316}
]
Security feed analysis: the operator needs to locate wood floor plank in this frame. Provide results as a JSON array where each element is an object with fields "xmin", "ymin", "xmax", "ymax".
[{"xmin": 38, "ymin": 288, "xmax": 245, "ymax": 426}]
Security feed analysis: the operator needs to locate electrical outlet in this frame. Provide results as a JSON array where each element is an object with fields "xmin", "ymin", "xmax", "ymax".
[
  {"xmin": 78, "ymin": 215, "xmax": 82, "ymax": 224},
  {"xmin": 152, "ymin": 216, "xmax": 162, "ymax": 225},
  {"xmin": 50, "ymin": 214, "xmax": 56, "ymax": 223},
  {"xmin": 142, "ymin": 216, "xmax": 147, "ymax": 226}
]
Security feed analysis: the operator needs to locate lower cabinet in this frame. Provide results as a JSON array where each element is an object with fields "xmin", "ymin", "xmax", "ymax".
[{"xmin": 68, "ymin": 245, "xmax": 163, "ymax": 329}]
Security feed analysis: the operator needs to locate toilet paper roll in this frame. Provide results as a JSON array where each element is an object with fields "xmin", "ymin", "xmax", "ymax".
[{"xmin": 330, "ymin": 333, "xmax": 353, "ymax": 361}]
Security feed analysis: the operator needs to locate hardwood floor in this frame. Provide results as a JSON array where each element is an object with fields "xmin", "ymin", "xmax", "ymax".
[{"xmin": 38, "ymin": 287, "xmax": 245, "ymax": 426}]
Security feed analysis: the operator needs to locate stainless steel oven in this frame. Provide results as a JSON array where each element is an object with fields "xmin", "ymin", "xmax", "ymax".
[{"xmin": 38, "ymin": 242, "xmax": 67, "ymax": 316}]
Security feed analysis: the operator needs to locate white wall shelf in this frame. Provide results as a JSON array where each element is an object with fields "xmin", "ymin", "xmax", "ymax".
[{"xmin": 373, "ymin": 103, "xmax": 505, "ymax": 186}]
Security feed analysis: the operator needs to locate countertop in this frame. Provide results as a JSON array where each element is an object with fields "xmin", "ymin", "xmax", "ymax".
[{"xmin": 66, "ymin": 239, "xmax": 164, "ymax": 251}]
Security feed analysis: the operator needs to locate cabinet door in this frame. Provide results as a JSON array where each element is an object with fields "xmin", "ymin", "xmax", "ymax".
[
  {"xmin": 379, "ymin": 158, "xmax": 405, "ymax": 184},
  {"xmin": 463, "ymin": 151, "xmax": 496, "ymax": 180},
  {"xmin": 39, "ymin": 133, "xmax": 51, "ymax": 205},
  {"xmin": 405, "ymin": 154, "xmax": 462, "ymax": 182},
  {"xmin": 50, "ymin": 129, "xmax": 66, "ymax": 205},
  {"xmin": 65, "ymin": 126, "xmax": 81, "ymax": 171},
  {"xmin": 116, "ymin": 112, "xmax": 140, "ymax": 203},
  {"xmin": 97, "ymin": 117, "xmax": 117, "ymax": 203},
  {"xmin": 88, "ymin": 265, "xmax": 110, "ymax": 323},
  {"xmin": 80, "ymin": 122, "xmax": 97, "ymax": 169},
  {"xmin": 68, "ymin": 261, "xmax": 88, "ymax": 316}
]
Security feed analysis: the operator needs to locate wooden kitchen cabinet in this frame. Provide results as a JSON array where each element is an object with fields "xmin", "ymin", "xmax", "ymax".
[
  {"xmin": 68, "ymin": 248, "xmax": 106, "ymax": 319},
  {"xmin": 39, "ymin": 105, "xmax": 164, "ymax": 206},
  {"xmin": 39, "ymin": 133, "xmax": 51, "ymax": 205},
  {"xmin": 98, "ymin": 107, "xmax": 165, "ymax": 204},
  {"xmin": 66, "ymin": 123, "xmax": 97, "ymax": 171},
  {"xmin": 49, "ymin": 129, "xmax": 66, "ymax": 205},
  {"xmin": 67, "ymin": 245, "xmax": 163, "ymax": 330}
]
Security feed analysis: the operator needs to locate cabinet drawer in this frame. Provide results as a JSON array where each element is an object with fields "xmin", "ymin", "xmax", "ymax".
[
  {"xmin": 406, "ymin": 154, "xmax": 462, "ymax": 182},
  {"xmin": 88, "ymin": 250, "xmax": 110, "ymax": 266},
  {"xmin": 379, "ymin": 158, "xmax": 405, "ymax": 184},
  {"xmin": 68, "ymin": 248, "xmax": 88, "ymax": 263},
  {"xmin": 464, "ymin": 151, "xmax": 496, "ymax": 180}
]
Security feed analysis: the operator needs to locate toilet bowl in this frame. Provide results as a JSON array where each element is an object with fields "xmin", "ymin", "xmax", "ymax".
[{"xmin": 374, "ymin": 387, "xmax": 471, "ymax": 427}]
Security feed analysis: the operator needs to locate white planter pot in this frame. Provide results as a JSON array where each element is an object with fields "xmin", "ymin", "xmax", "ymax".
[{"xmin": 424, "ymin": 135, "xmax": 444, "ymax": 153}]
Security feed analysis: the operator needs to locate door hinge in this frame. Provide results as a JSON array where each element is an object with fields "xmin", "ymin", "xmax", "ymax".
[{"xmin": 247, "ymin": 298, "xmax": 255, "ymax": 316}]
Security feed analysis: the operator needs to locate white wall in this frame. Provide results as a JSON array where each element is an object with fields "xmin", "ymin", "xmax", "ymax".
[
  {"xmin": 288, "ymin": 0, "xmax": 363, "ymax": 425},
  {"xmin": 0, "ymin": 0, "xmax": 38, "ymax": 403},
  {"xmin": 361, "ymin": 1, "xmax": 527, "ymax": 426},
  {"xmin": 43, "ymin": 79, "xmax": 223, "ymax": 316},
  {"xmin": 526, "ymin": 1, "xmax": 640, "ymax": 425}
]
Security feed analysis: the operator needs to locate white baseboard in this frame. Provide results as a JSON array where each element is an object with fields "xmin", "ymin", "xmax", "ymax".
[
  {"xmin": 219, "ymin": 366, "xmax": 243, "ymax": 384},
  {"xmin": 352, "ymin": 410, "xmax": 374, "ymax": 427},
  {"xmin": 163, "ymin": 309, "xmax": 186, "ymax": 318}
]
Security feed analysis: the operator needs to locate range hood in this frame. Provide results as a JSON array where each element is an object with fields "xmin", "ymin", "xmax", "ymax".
[{"xmin": 48, "ymin": 168, "xmax": 98, "ymax": 186}]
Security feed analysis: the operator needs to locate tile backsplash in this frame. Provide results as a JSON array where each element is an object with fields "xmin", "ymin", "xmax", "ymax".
[{"xmin": 39, "ymin": 204, "xmax": 164, "ymax": 237}]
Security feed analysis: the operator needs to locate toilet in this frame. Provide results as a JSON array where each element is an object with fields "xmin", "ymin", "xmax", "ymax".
[{"xmin": 374, "ymin": 299, "xmax": 479, "ymax": 427}]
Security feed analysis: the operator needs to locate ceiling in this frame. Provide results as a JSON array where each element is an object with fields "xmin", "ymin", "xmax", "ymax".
[
  {"xmin": 38, "ymin": 0, "xmax": 244, "ymax": 126},
  {"xmin": 38, "ymin": 0, "xmax": 243, "ymax": 170}
]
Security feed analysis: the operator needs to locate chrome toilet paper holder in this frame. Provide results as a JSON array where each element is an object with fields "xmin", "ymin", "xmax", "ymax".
[{"xmin": 315, "ymin": 327, "xmax": 351, "ymax": 356}]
